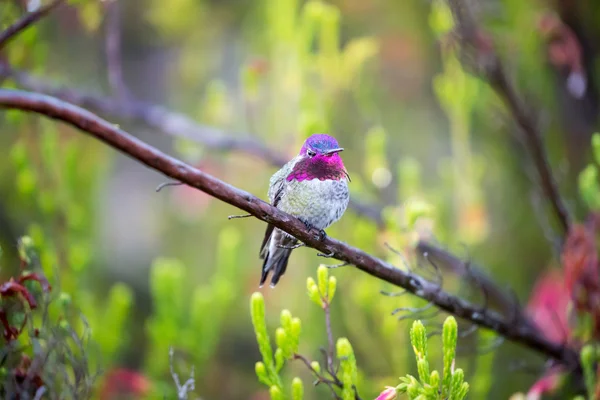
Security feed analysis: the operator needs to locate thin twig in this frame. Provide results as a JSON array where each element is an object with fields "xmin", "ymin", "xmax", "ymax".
[
  {"xmin": 0, "ymin": 0, "xmax": 65, "ymax": 51},
  {"xmin": 324, "ymin": 302, "xmax": 336, "ymax": 380},
  {"xmin": 156, "ymin": 181, "xmax": 183, "ymax": 192},
  {"xmin": 0, "ymin": 88, "xmax": 581, "ymax": 374},
  {"xmin": 293, "ymin": 353, "xmax": 342, "ymax": 400},
  {"xmin": 104, "ymin": 0, "xmax": 130, "ymax": 99}
]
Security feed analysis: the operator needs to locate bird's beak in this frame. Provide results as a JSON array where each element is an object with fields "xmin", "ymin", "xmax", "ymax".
[{"xmin": 323, "ymin": 148, "xmax": 344, "ymax": 155}]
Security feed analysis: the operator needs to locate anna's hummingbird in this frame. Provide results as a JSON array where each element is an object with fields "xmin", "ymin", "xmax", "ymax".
[{"xmin": 259, "ymin": 133, "xmax": 350, "ymax": 287}]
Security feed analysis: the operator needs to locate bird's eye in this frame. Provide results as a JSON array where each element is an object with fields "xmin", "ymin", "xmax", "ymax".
[{"xmin": 307, "ymin": 149, "xmax": 316, "ymax": 157}]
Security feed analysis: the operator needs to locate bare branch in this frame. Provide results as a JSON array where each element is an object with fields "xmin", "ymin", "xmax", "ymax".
[
  {"xmin": 0, "ymin": 88, "xmax": 581, "ymax": 373},
  {"xmin": 104, "ymin": 0, "xmax": 130, "ymax": 99},
  {"xmin": 293, "ymin": 353, "xmax": 343, "ymax": 400},
  {"xmin": 0, "ymin": 0, "xmax": 65, "ymax": 51},
  {"xmin": 416, "ymin": 241, "xmax": 522, "ymax": 318},
  {"xmin": 0, "ymin": 65, "xmax": 384, "ymax": 226},
  {"xmin": 445, "ymin": 0, "xmax": 572, "ymax": 235}
]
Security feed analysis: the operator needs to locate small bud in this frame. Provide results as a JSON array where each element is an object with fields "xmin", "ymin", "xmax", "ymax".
[
  {"xmin": 310, "ymin": 361, "xmax": 321, "ymax": 374},
  {"xmin": 450, "ymin": 368, "xmax": 466, "ymax": 399},
  {"xmin": 280, "ymin": 309, "xmax": 292, "ymax": 331},
  {"xmin": 255, "ymin": 362, "xmax": 270, "ymax": 385},
  {"xmin": 317, "ymin": 265, "xmax": 328, "ymax": 298},
  {"xmin": 291, "ymin": 377, "xmax": 304, "ymax": 400},
  {"xmin": 336, "ymin": 337, "xmax": 353, "ymax": 358},
  {"xmin": 327, "ymin": 276, "xmax": 337, "ymax": 302},
  {"xmin": 429, "ymin": 370, "xmax": 440, "ymax": 389},
  {"xmin": 59, "ymin": 292, "xmax": 72, "ymax": 308},
  {"xmin": 269, "ymin": 385, "xmax": 285, "ymax": 400},
  {"xmin": 410, "ymin": 320, "xmax": 428, "ymax": 358},
  {"xmin": 250, "ymin": 292, "xmax": 266, "ymax": 329},
  {"xmin": 275, "ymin": 327, "xmax": 288, "ymax": 352},
  {"xmin": 289, "ymin": 318, "xmax": 302, "ymax": 353},
  {"xmin": 17, "ymin": 236, "xmax": 35, "ymax": 265},
  {"xmin": 375, "ymin": 386, "xmax": 398, "ymax": 400},
  {"xmin": 307, "ymin": 278, "xmax": 322, "ymax": 307},
  {"xmin": 274, "ymin": 348, "xmax": 285, "ymax": 373},
  {"xmin": 59, "ymin": 319, "xmax": 70, "ymax": 332}
]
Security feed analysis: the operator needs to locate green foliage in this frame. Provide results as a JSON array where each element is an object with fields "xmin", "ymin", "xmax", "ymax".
[
  {"xmin": 579, "ymin": 133, "xmax": 600, "ymax": 211},
  {"xmin": 0, "ymin": 237, "xmax": 97, "ymax": 398},
  {"xmin": 337, "ymin": 337, "xmax": 359, "ymax": 400},
  {"xmin": 250, "ymin": 292, "xmax": 302, "ymax": 399},
  {"xmin": 580, "ymin": 344, "xmax": 600, "ymax": 399},
  {"xmin": 7, "ymin": 0, "xmax": 600, "ymax": 397},
  {"xmin": 389, "ymin": 316, "xmax": 469, "ymax": 400},
  {"xmin": 307, "ymin": 264, "xmax": 337, "ymax": 307},
  {"xmin": 145, "ymin": 228, "xmax": 239, "ymax": 380},
  {"xmin": 78, "ymin": 282, "xmax": 133, "ymax": 362}
]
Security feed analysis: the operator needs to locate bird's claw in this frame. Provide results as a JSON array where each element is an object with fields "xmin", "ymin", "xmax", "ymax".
[
  {"xmin": 317, "ymin": 250, "xmax": 335, "ymax": 258},
  {"xmin": 300, "ymin": 219, "xmax": 327, "ymax": 241},
  {"xmin": 313, "ymin": 229, "xmax": 327, "ymax": 241}
]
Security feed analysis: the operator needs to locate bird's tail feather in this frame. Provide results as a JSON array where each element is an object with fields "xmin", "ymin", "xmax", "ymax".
[{"xmin": 260, "ymin": 242, "xmax": 294, "ymax": 288}]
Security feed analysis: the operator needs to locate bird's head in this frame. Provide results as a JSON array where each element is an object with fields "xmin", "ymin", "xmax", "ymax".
[
  {"xmin": 299, "ymin": 133, "xmax": 344, "ymax": 161},
  {"xmin": 287, "ymin": 134, "xmax": 349, "ymax": 182}
]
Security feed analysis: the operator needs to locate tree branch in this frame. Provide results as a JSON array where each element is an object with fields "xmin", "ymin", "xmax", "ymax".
[
  {"xmin": 0, "ymin": 88, "xmax": 580, "ymax": 373},
  {"xmin": 446, "ymin": 0, "xmax": 572, "ymax": 235},
  {"xmin": 0, "ymin": 0, "xmax": 65, "ymax": 51},
  {"xmin": 0, "ymin": 64, "xmax": 384, "ymax": 225},
  {"xmin": 104, "ymin": 0, "xmax": 130, "ymax": 100},
  {"xmin": 415, "ymin": 241, "xmax": 520, "ymax": 317}
]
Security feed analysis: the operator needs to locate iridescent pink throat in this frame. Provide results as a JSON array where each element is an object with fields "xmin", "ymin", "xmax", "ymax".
[{"xmin": 286, "ymin": 154, "xmax": 348, "ymax": 182}]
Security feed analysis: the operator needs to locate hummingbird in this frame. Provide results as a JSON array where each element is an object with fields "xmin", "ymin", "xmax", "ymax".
[{"xmin": 259, "ymin": 133, "xmax": 350, "ymax": 287}]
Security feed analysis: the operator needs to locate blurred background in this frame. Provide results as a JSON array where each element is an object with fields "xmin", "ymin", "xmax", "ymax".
[{"xmin": 1, "ymin": 0, "xmax": 600, "ymax": 398}]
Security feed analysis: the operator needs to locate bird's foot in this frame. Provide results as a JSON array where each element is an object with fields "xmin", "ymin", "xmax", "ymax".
[
  {"xmin": 314, "ymin": 229, "xmax": 327, "ymax": 241},
  {"xmin": 325, "ymin": 261, "xmax": 349, "ymax": 269},
  {"xmin": 317, "ymin": 250, "xmax": 335, "ymax": 258},
  {"xmin": 300, "ymin": 219, "xmax": 327, "ymax": 241},
  {"xmin": 277, "ymin": 242, "xmax": 305, "ymax": 250}
]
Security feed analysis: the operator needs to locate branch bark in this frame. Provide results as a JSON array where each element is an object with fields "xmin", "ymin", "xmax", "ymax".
[
  {"xmin": 0, "ymin": 88, "xmax": 580, "ymax": 373},
  {"xmin": 0, "ymin": 0, "xmax": 65, "ymax": 51},
  {"xmin": 0, "ymin": 64, "xmax": 384, "ymax": 225}
]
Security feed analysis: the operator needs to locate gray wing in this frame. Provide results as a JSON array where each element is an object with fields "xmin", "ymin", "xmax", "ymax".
[{"xmin": 260, "ymin": 159, "xmax": 297, "ymax": 257}]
